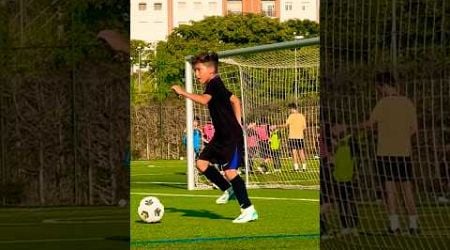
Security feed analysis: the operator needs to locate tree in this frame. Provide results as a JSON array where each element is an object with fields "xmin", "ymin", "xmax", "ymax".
[
  {"xmin": 284, "ymin": 19, "xmax": 319, "ymax": 38},
  {"xmin": 151, "ymin": 14, "xmax": 319, "ymax": 99},
  {"xmin": 130, "ymin": 39, "xmax": 154, "ymax": 67}
]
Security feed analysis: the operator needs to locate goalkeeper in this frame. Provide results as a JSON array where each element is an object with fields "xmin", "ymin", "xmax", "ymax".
[{"xmin": 171, "ymin": 51, "xmax": 258, "ymax": 223}]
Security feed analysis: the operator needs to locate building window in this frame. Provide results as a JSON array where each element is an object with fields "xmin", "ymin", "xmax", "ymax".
[
  {"xmin": 154, "ymin": 2, "xmax": 162, "ymax": 10},
  {"xmin": 208, "ymin": 2, "xmax": 217, "ymax": 12},
  {"xmin": 138, "ymin": 2, "xmax": 147, "ymax": 11},
  {"xmin": 261, "ymin": 0, "xmax": 276, "ymax": 17},
  {"xmin": 267, "ymin": 6, "xmax": 275, "ymax": 17},
  {"xmin": 302, "ymin": 5, "xmax": 306, "ymax": 11},
  {"xmin": 227, "ymin": 0, "xmax": 242, "ymax": 14},
  {"xmin": 285, "ymin": 2, "xmax": 293, "ymax": 11},
  {"xmin": 263, "ymin": 6, "xmax": 275, "ymax": 17},
  {"xmin": 194, "ymin": 2, "xmax": 202, "ymax": 11}
]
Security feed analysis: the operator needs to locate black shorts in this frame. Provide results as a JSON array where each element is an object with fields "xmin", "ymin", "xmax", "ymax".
[
  {"xmin": 377, "ymin": 156, "xmax": 413, "ymax": 182},
  {"xmin": 198, "ymin": 139, "xmax": 243, "ymax": 170},
  {"xmin": 258, "ymin": 141, "xmax": 270, "ymax": 158},
  {"xmin": 288, "ymin": 139, "xmax": 305, "ymax": 150}
]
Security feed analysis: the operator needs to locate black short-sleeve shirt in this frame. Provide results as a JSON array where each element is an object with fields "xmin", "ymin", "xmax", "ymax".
[{"xmin": 204, "ymin": 75, "xmax": 243, "ymax": 142}]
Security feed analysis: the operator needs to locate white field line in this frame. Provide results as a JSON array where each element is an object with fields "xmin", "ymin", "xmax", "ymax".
[
  {"xmin": 132, "ymin": 181, "xmax": 187, "ymax": 185},
  {"xmin": 0, "ymin": 237, "xmax": 106, "ymax": 244},
  {"xmin": 131, "ymin": 192, "xmax": 319, "ymax": 202},
  {"xmin": 131, "ymin": 174, "xmax": 165, "ymax": 176}
]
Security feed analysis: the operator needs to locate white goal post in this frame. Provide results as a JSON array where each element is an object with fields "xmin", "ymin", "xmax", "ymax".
[{"xmin": 185, "ymin": 38, "xmax": 320, "ymax": 190}]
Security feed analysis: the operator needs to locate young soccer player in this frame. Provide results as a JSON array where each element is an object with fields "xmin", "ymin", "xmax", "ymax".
[
  {"xmin": 171, "ymin": 51, "xmax": 258, "ymax": 223},
  {"xmin": 361, "ymin": 71, "xmax": 419, "ymax": 234},
  {"xmin": 436, "ymin": 144, "xmax": 450, "ymax": 203},
  {"xmin": 277, "ymin": 103, "xmax": 307, "ymax": 171},
  {"xmin": 182, "ymin": 117, "xmax": 203, "ymax": 159},
  {"xmin": 255, "ymin": 119, "xmax": 271, "ymax": 173},
  {"xmin": 202, "ymin": 120, "xmax": 215, "ymax": 147},
  {"xmin": 269, "ymin": 127, "xmax": 282, "ymax": 172},
  {"xmin": 331, "ymin": 124, "xmax": 359, "ymax": 235},
  {"xmin": 319, "ymin": 123, "xmax": 334, "ymax": 239},
  {"xmin": 246, "ymin": 121, "xmax": 259, "ymax": 173}
]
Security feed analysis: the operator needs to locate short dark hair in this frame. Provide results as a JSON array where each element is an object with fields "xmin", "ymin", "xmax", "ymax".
[
  {"xmin": 288, "ymin": 103, "xmax": 297, "ymax": 109},
  {"xmin": 191, "ymin": 51, "xmax": 219, "ymax": 72},
  {"xmin": 375, "ymin": 71, "xmax": 396, "ymax": 87}
]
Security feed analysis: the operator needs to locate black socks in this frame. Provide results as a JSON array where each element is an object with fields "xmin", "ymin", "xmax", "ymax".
[
  {"xmin": 230, "ymin": 175, "xmax": 252, "ymax": 209},
  {"xmin": 203, "ymin": 165, "xmax": 252, "ymax": 209},
  {"xmin": 203, "ymin": 165, "xmax": 231, "ymax": 191}
]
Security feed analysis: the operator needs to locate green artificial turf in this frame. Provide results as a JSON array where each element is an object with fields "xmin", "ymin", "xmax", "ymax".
[
  {"xmin": 130, "ymin": 160, "xmax": 320, "ymax": 249},
  {"xmin": 0, "ymin": 206, "xmax": 129, "ymax": 250}
]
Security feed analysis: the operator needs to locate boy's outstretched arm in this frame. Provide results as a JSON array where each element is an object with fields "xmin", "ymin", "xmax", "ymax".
[
  {"xmin": 273, "ymin": 120, "xmax": 289, "ymax": 129},
  {"xmin": 276, "ymin": 123, "xmax": 289, "ymax": 129},
  {"xmin": 171, "ymin": 85, "xmax": 211, "ymax": 105},
  {"xmin": 230, "ymin": 95, "xmax": 242, "ymax": 126}
]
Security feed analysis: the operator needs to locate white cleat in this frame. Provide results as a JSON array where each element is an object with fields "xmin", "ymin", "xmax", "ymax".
[
  {"xmin": 216, "ymin": 187, "xmax": 234, "ymax": 204},
  {"xmin": 232, "ymin": 205, "xmax": 258, "ymax": 223}
]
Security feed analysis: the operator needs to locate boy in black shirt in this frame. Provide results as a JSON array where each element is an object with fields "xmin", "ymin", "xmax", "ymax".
[{"xmin": 171, "ymin": 52, "xmax": 258, "ymax": 223}]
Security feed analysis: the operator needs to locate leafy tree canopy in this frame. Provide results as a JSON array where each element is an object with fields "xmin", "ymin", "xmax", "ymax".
[{"xmin": 151, "ymin": 14, "xmax": 319, "ymax": 99}]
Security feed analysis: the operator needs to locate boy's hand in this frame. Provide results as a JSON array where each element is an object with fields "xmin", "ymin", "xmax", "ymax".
[
  {"xmin": 171, "ymin": 85, "xmax": 185, "ymax": 96},
  {"xmin": 97, "ymin": 30, "xmax": 130, "ymax": 55}
]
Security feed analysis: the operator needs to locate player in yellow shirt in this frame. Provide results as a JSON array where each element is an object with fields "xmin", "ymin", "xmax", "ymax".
[
  {"xmin": 277, "ymin": 103, "xmax": 307, "ymax": 171},
  {"xmin": 361, "ymin": 72, "xmax": 419, "ymax": 235}
]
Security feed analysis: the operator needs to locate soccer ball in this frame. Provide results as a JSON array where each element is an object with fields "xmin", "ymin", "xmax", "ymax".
[{"xmin": 138, "ymin": 196, "xmax": 164, "ymax": 223}]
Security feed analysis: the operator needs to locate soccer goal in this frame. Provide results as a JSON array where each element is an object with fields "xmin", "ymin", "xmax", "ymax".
[
  {"xmin": 319, "ymin": 0, "xmax": 450, "ymax": 247},
  {"xmin": 184, "ymin": 38, "xmax": 320, "ymax": 190}
]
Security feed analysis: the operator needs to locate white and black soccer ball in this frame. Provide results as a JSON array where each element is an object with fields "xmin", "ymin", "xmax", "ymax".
[{"xmin": 138, "ymin": 196, "xmax": 164, "ymax": 223}]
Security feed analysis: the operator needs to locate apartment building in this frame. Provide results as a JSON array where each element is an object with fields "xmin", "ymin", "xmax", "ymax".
[{"xmin": 131, "ymin": 0, "xmax": 319, "ymax": 43}]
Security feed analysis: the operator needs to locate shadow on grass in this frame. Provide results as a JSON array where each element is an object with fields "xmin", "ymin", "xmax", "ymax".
[
  {"xmin": 135, "ymin": 220, "xmax": 162, "ymax": 224},
  {"xmin": 175, "ymin": 172, "xmax": 186, "ymax": 176},
  {"xmin": 165, "ymin": 207, "xmax": 233, "ymax": 220},
  {"xmin": 155, "ymin": 183, "xmax": 186, "ymax": 190}
]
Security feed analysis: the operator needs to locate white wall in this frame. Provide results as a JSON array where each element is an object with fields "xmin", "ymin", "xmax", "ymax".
[
  {"xmin": 280, "ymin": 0, "xmax": 319, "ymax": 23},
  {"xmin": 172, "ymin": 0, "xmax": 223, "ymax": 28},
  {"xmin": 131, "ymin": 0, "xmax": 169, "ymax": 42}
]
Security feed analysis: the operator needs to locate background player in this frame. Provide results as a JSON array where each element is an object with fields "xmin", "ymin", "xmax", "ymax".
[
  {"xmin": 277, "ymin": 103, "xmax": 307, "ymax": 171},
  {"xmin": 361, "ymin": 72, "xmax": 419, "ymax": 234}
]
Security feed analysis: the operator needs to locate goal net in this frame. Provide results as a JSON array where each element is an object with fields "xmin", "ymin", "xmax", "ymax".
[
  {"xmin": 185, "ymin": 39, "xmax": 320, "ymax": 190},
  {"xmin": 321, "ymin": 0, "xmax": 450, "ymax": 248}
]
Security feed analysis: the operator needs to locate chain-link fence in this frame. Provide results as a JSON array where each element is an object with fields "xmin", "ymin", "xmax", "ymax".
[
  {"xmin": 1, "ymin": 45, "xmax": 130, "ymax": 206},
  {"xmin": 131, "ymin": 91, "xmax": 186, "ymax": 161}
]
